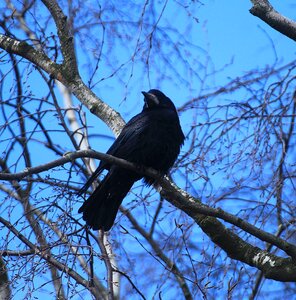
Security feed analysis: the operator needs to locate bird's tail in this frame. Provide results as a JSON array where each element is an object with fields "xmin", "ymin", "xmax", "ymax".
[{"xmin": 78, "ymin": 169, "xmax": 137, "ymax": 231}]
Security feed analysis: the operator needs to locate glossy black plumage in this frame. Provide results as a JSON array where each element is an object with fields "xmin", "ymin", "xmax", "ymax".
[{"xmin": 78, "ymin": 89, "xmax": 185, "ymax": 231}]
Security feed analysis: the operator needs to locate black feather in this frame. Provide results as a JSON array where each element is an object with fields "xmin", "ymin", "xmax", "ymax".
[{"xmin": 78, "ymin": 89, "xmax": 184, "ymax": 231}]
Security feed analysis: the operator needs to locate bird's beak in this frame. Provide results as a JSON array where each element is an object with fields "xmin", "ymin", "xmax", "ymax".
[{"xmin": 142, "ymin": 91, "xmax": 159, "ymax": 107}]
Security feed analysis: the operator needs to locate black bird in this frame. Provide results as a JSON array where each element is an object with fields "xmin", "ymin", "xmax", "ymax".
[{"xmin": 78, "ymin": 89, "xmax": 184, "ymax": 231}]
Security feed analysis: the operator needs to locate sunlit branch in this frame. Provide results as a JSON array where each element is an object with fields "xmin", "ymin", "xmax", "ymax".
[{"xmin": 250, "ymin": 0, "xmax": 296, "ymax": 41}]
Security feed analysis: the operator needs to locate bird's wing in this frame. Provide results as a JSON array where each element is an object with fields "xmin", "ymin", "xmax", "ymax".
[
  {"xmin": 77, "ymin": 113, "xmax": 148, "ymax": 196},
  {"xmin": 105, "ymin": 112, "xmax": 152, "ymax": 161}
]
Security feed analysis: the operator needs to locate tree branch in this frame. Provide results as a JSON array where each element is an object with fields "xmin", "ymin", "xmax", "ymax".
[
  {"xmin": 41, "ymin": 0, "xmax": 78, "ymax": 75},
  {"xmin": 1, "ymin": 149, "xmax": 296, "ymax": 281},
  {"xmin": 160, "ymin": 181, "xmax": 296, "ymax": 282},
  {"xmin": 121, "ymin": 207, "xmax": 195, "ymax": 299},
  {"xmin": 250, "ymin": 0, "xmax": 296, "ymax": 41},
  {"xmin": 0, "ymin": 35, "xmax": 62, "ymax": 78},
  {"xmin": 0, "ymin": 34, "xmax": 125, "ymax": 135},
  {"xmin": 0, "ymin": 217, "xmax": 103, "ymax": 299}
]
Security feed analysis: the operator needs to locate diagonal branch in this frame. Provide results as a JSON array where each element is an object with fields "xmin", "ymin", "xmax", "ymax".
[
  {"xmin": 250, "ymin": 0, "xmax": 296, "ymax": 41},
  {"xmin": 122, "ymin": 207, "xmax": 194, "ymax": 300},
  {"xmin": 0, "ymin": 34, "xmax": 125, "ymax": 134},
  {"xmin": 1, "ymin": 149, "xmax": 296, "ymax": 255},
  {"xmin": 160, "ymin": 181, "xmax": 296, "ymax": 282},
  {"xmin": 1, "ymin": 149, "xmax": 296, "ymax": 281},
  {"xmin": 0, "ymin": 35, "xmax": 61, "ymax": 78}
]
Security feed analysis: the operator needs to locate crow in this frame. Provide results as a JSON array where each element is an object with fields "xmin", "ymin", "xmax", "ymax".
[{"xmin": 78, "ymin": 89, "xmax": 184, "ymax": 231}]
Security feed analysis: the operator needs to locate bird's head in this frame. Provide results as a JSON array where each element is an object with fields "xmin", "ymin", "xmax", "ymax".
[{"xmin": 142, "ymin": 89, "xmax": 177, "ymax": 111}]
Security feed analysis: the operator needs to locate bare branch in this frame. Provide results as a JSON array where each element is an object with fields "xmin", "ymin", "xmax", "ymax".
[
  {"xmin": 250, "ymin": 0, "xmax": 296, "ymax": 41},
  {"xmin": 0, "ymin": 217, "xmax": 103, "ymax": 299},
  {"xmin": 98, "ymin": 231, "xmax": 115, "ymax": 300},
  {"xmin": 0, "ymin": 256, "xmax": 11, "ymax": 300},
  {"xmin": 0, "ymin": 35, "xmax": 61, "ymax": 77},
  {"xmin": 122, "ymin": 207, "xmax": 195, "ymax": 299},
  {"xmin": 160, "ymin": 181, "xmax": 296, "ymax": 282},
  {"xmin": 1, "ymin": 148, "xmax": 296, "ymax": 269},
  {"xmin": 0, "ymin": 34, "xmax": 124, "ymax": 134},
  {"xmin": 41, "ymin": 0, "xmax": 78, "ymax": 76}
]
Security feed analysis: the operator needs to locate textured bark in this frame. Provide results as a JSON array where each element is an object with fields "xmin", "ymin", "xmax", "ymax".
[
  {"xmin": 159, "ymin": 179, "xmax": 296, "ymax": 282},
  {"xmin": 1, "ymin": 149, "xmax": 295, "ymax": 282},
  {"xmin": 0, "ymin": 256, "xmax": 11, "ymax": 300},
  {"xmin": 0, "ymin": 35, "xmax": 124, "ymax": 135},
  {"xmin": 250, "ymin": 0, "xmax": 296, "ymax": 41}
]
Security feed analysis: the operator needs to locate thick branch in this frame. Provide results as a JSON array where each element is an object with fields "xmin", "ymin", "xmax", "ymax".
[
  {"xmin": 250, "ymin": 0, "xmax": 296, "ymax": 41},
  {"xmin": 41, "ymin": 0, "xmax": 78, "ymax": 76},
  {"xmin": 1, "ymin": 149, "xmax": 296, "ymax": 281},
  {"xmin": 68, "ymin": 78, "xmax": 125, "ymax": 136},
  {"xmin": 0, "ymin": 256, "xmax": 11, "ymax": 300},
  {"xmin": 160, "ymin": 181, "xmax": 296, "ymax": 259},
  {"xmin": 1, "ymin": 150, "xmax": 296, "ymax": 257},
  {"xmin": 0, "ymin": 35, "xmax": 124, "ymax": 134},
  {"xmin": 0, "ymin": 35, "xmax": 61, "ymax": 78},
  {"xmin": 160, "ymin": 181, "xmax": 296, "ymax": 282}
]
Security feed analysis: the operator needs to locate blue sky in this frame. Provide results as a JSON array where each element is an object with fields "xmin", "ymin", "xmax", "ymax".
[
  {"xmin": 1, "ymin": 1, "xmax": 295, "ymax": 299},
  {"xmin": 85, "ymin": 1, "xmax": 295, "ymax": 114},
  {"xmin": 199, "ymin": 1, "xmax": 295, "ymax": 72}
]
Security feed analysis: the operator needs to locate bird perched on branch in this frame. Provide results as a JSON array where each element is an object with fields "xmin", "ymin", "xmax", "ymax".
[{"xmin": 78, "ymin": 89, "xmax": 184, "ymax": 231}]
